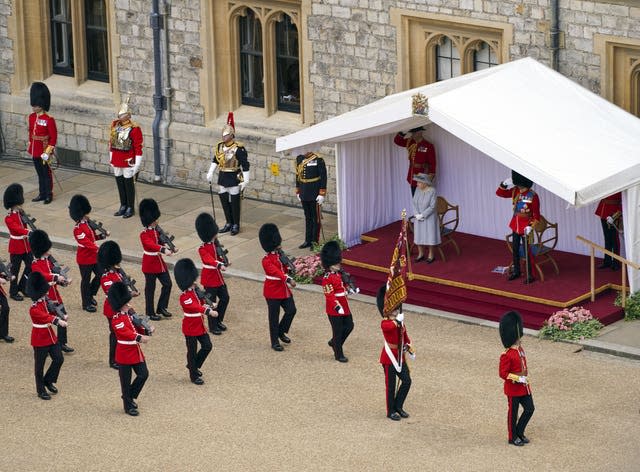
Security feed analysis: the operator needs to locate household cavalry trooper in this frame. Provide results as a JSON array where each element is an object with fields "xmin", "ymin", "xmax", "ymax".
[
  {"xmin": 295, "ymin": 151, "xmax": 327, "ymax": 249},
  {"xmin": 206, "ymin": 114, "xmax": 250, "ymax": 236},
  {"xmin": 110, "ymin": 95, "xmax": 143, "ymax": 219}
]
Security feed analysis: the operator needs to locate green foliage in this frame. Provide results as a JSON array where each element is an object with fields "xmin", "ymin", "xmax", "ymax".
[
  {"xmin": 538, "ymin": 307, "xmax": 603, "ymax": 342},
  {"xmin": 614, "ymin": 291, "xmax": 640, "ymax": 321},
  {"xmin": 311, "ymin": 234, "xmax": 347, "ymax": 254}
]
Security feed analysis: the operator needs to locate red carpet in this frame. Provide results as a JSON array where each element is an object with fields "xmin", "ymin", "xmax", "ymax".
[{"xmin": 341, "ymin": 222, "xmax": 625, "ymax": 329}]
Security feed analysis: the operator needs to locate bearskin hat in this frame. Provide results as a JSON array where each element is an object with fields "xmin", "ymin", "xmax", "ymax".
[
  {"xmin": 499, "ymin": 311, "xmax": 524, "ymax": 348},
  {"xmin": 195, "ymin": 212, "xmax": 218, "ymax": 242},
  {"xmin": 139, "ymin": 198, "xmax": 160, "ymax": 227},
  {"xmin": 511, "ymin": 171, "xmax": 533, "ymax": 189},
  {"xmin": 376, "ymin": 285, "xmax": 387, "ymax": 317},
  {"xmin": 107, "ymin": 281, "xmax": 132, "ymax": 313},
  {"xmin": 3, "ymin": 183, "xmax": 24, "ymax": 209},
  {"xmin": 174, "ymin": 258, "xmax": 198, "ymax": 291},
  {"xmin": 30, "ymin": 82, "xmax": 51, "ymax": 112},
  {"xmin": 98, "ymin": 240, "xmax": 122, "ymax": 269},
  {"xmin": 26, "ymin": 271, "xmax": 50, "ymax": 301},
  {"xmin": 68, "ymin": 194, "xmax": 91, "ymax": 222},
  {"xmin": 258, "ymin": 223, "xmax": 282, "ymax": 252},
  {"xmin": 29, "ymin": 229, "xmax": 52, "ymax": 258},
  {"xmin": 320, "ymin": 241, "xmax": 342, "ymax": 269}
]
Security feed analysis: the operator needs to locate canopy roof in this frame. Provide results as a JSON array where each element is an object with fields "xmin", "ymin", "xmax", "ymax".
[{"xmin": 277, "ymin": 58, "xmax": 640, "ymax": 206}]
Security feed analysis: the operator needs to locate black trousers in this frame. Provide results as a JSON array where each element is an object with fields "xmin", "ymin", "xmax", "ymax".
[
  {"xmin": 507, "ymin": 394, "xmax": 535, "ymax": 441},
  {"xmin": 0, "ymin": 292, "xmax": 9, "ymax": 338},
  {"xmin": 144, "ymin": 271, "xmax": 172, "ymax": 316},
  {"xmin": 9, "ymin": 252, "xmax": 32, "ymax": 296},
  {"xmin": 205, "ymin": 285, "xmax": 230, "ymax": 331},
  {"xmin": 185, "ymin": 333, "xmax": 212, "ymax": 381},
  {"xmin": 383, "ymin": 362, "xmax": 412, "ymax": 416},
  {"xmin": 107, "ymin": 319, "xmax": 116, "ymax": 366},
  {"xmin": 79, "ymin": 263, "xmax": 100, "ymax": 308},
  {"xmin": 328, "ymin": 314, "xmax": 354, "ymax": 359},
  {"xmin": 600, "ymin": 219, "xmax": 620, "ymax": 266},
  {"xmin": 32, "ymin": 158, "xmax": 53, "ymax": 199},
  {"xmin": 511, "ymin": 232, "xmax": 535, "ymax": 277},
  {"xmin": 266, "ymin": 297, "xmax": 297, "ymax": 347},
  {"xmin": 301, "ymin": 200, "xmax": 320, "ymax": 244},
  {"xmin": 118, "ymin": 361, "xmax": 149, "ymax": 411},
  {"xmin": 34, "ymin": 343, "xmax": 64, "ymax": 395}
]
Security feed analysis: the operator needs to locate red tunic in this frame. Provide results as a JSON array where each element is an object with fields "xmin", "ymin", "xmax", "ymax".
[
  {"xmin": 595, "ymin": 192, "xmax": 622, "ymax": 219},
  {"xmin": 31, "ymin": 257, "xmax": 63, "ymax": 304},
  {"xmin": 379, "ymin": 319, "xmax": 411, "ymax": 365},
  {"xmin": 100, "ymin": 270, "xmax": 123, "ymax": 318},
  {"xmin": 109, "ymin": 120, "xmax": 143, "ymax": 168},
  {"xmin": 262, "ymin": 252, "xmax": 292, "ymax": 299},
  {"xmin": 73, "ymin": 219, "xmax": 101, "ymax": 265},
  {"xmin": 496, "ymin": 186, "xmax": 540, "ymax": 235},
  {"xmin": 5, "ymin": 210, "xmax": 30, "ymax": 254},
  {"xmin": 179, "ymin": 288, "xmax": 208, "ymax": 337},
  {"xmin": 111, "ymin": 311, "xmax": 146, "ymax": 365},
  {"xmin": 30, "ymin": 299, "xmax": 58, "ymax": 347},
  {"xmin": 140, "ymin": 227, "xmax": 167, "ymax": 274},
  {"xmin": 198, "ymin": 242, "xmax": 225, "ymax": 288},
  {"xmin": 28, "ymin": 112, "xmax": 57, "ymax": 158},
  {"xmin": 393, "ymin": 133, "xmax": 437, "ymax": 185},
  {"xmin": 322, "ymin": 271, "xmax": 351, "ymax": 316},
  {"xmin": 499, "ymin": 346, "xmax": 531, "ymax": 397}
]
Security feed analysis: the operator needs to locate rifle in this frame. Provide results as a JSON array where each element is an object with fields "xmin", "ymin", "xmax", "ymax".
[
  {"xmin": 117, "ymin": 267, "xmax": 139, "ymax": 295},
  {"xmin": 338, "ymin": 269, "xmax": 360, "ymax": 294},
  {"xmin": 0, "ymin": 258, "xmax": 14, "ymax": 281},
  {"xmin": 45, "ymin": 298, "xmax": 67, "ymax": 320},
  {"xmin": 194, "ymin": 285, "xmax": 216, "ymax": 307},
  {"xmin": 277, "ymin": 249, "xmax": 296, "ymax": 275},
  {"xmin": 86, "ymin": 218, "xmax": 109, "ymax": 239},
  {"xmin": 19, "ymin": 210, "xmax": 38, "ymax": 231},
  {"xmin": 156, "ymin": 225, "xmax": 177, "ymax": 253},
  {"xmin": 214, "ymin": 239, "xmax": 230, "ymax": 267},
  {"xmin": 48, "ymin": 255, "xmax": 71, "ymax": 286},
  {"xmin": 127, "ymin": 309, "xmax": 154, "ymax": 336}
]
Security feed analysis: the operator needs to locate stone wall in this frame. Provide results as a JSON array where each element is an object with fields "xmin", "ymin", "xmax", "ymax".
[{"xmin": 0, "ymin": 0, "xmax": 12, "ymax": 96}]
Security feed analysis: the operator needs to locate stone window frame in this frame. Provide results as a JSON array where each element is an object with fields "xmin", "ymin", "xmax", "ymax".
[{"xmin": 391, "ymin": 9, "xmax": 513, "ymax": 90}]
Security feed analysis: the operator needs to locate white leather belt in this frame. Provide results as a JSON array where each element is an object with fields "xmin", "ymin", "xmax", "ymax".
[
  {"xmin": 143, "ymin": 251, "xmax": 159, "ymax": 256},
  {"xmin": 265, "ymin": 275, "xmax": 280, "ymax": 281},
  {"xmin": 32, "ymin": 323, "xmax": 49, "ymax": 328},
  {"xmin": 10, "ymin": 235, "xmax": 26, "ymax": 239},
  {"xmin": 334, "ymin": 292, "xmax": 346, "ymax": 297},
  {"xmin": 117, "ymin": 339, "xmax": 137, "ymax": 345},
  {"xmin": 183, "ymin": 312, "xmax": 202, "ymax": 318},
  {"xmin": 202, "ymin": 264, "xmax": 218, "ymax": 270}
]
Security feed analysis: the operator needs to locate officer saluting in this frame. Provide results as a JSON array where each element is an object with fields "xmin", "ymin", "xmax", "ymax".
[
  {"xmin": 295, "ymin": 152, "xmax": 327, "ymax": 249},
  {"xmin": 206, "ymin": 114, "xmax": 250, "ymax": 236}
]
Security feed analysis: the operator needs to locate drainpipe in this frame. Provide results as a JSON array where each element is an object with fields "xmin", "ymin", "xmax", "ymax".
[
  {"xmin": 160, "ymin": 0, "xmax": 172, "ymax": 182},
  {"xmin": 550, "ymin": 0, "xmax": 560, "ymax": 71},
  {"xmin": 151, "ymin": 0, "xmax": 165, "ymax": 181}
]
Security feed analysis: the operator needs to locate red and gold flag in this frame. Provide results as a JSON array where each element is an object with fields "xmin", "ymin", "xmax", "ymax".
[{"xmin": 383, "ymin": 212, "xmax": 409, "ymax": 315}]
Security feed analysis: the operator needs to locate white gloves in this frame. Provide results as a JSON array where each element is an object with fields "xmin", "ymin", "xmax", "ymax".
[
  {"xmin": 502, "ymin": 178, "xmax": 513, "ymax": 187},
  {"xmin": 335, "ymin": 304, "xmax": 344, "ymax": 315},
  {"xmin": 396, "ymin": 312, "xmax": 404, "ymax": 323},
  {"xmin": 414, "ymin": 214, "xmax": 425, "ymax": 221},
  {"xmin": 132, "ymin": 155, "xmax": 142, "ymax": 175},
  {"xmin": 606, "ymin": 216, "xmax": 614, "ymax": 225},
  {"xmin": 316, "ymin": 195, "xmax": 325, "ymax": 205},
  {"xmin": 518, "ymin": 376, "xmax": 528, "ymax": 384},
  {"xmin": 206, "ymin": 162, "xmax": 218, "ymax": 183},
  {"xmin": 296, "ymin": 193, "xmax": 301, "ymax": 202},
  {"xmin": 40, "ymin": 153, "xmax": 49, "ymax": 161},
  {"xmin": 239, "ymin": 171, "xmax": 250, "ymax": 191},
  {"xmin": 109, "ymin": 151, "xmax": 113, "ymax": 165},
  {"xmin": 524, "ymin": 226, "xmax": 533, "ymax": 235}
]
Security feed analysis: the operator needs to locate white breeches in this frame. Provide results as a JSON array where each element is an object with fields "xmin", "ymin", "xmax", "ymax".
[{"xmin": 112, "ymin": 166, "xmax": 136, "ymax": 179}]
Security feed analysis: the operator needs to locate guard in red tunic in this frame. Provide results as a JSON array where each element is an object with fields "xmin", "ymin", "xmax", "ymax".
[
  {"xmin": 139, "ymin": 198, "xmax": 176, "ymax": 321},
  {"xmin": 394, "ymin": 126, "xmax": 437, "ymax": 196},
  {"xmin": 496, "ymin": 171, "xmax": 541, "ymax": 284},
  {"xmin": 28, "ymin": 82, "xmax": 56, "ymax": 204},
  {"xmin": 295, "ymin": 151, "xmax": 327, "ymax": 249},
  {"xmin": 0, "ymin": 269, "xmax": 13, "ymax": 343},
  {"xmin": 175, "ymin": 258, "xmax": 217, "ymax": 385},
  {"xmin": 259, "ymin": 223, "xmax": 297, "ymax": 351},
  {"xmin": 594, "ymin": 192, "xmax": 622, "ymax": 271},
  {"xmin": 196, "ymin": 212, "xmax": 230, "ymax": 335},
  {"xmin": 26, "ymin": 271, "xmax": 66, "ymax": 400},
  {"xmin": 320, "ymin": 241, "xmax": 354, "ymax": 363},
  {"xmin": 3, "ymin": 183, "xmax": 32, "ymax": 301},
  {"xmin": 110, "ymin": 96, "xmax": 143, "ymax": 219},
  {"xmin": 499, "ymin": 311, "xmax": 535, "ymax": 446},
  {"xmin": 377, "ymin": 285, "xmax": 413, "ymax": 421},
  {"xmin": 29, "ymin": 229, "xmax": 73, "ymax": 353},
  {"xmin": 108, "ymin": 281, "xmax": 152, "ymax": 416},
  {"xmin": 69, "ymin": 195, "xmax": 108, "ymax": 313}
]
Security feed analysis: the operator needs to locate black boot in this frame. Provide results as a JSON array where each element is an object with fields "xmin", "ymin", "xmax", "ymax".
[
  {"xmin": 230, "ymin": 194, "xmax": 241, "ymax": 235},
  {"xmin": 114, "ymin": 176, "xmax": 127, "ymax": 216},
  {"xmin": 219, "ymin": 192, "xmax": 233, "ymax": 232},
  {"xmin": 123, "ymin": 177, "xmax": 135, "ymax": 218}
]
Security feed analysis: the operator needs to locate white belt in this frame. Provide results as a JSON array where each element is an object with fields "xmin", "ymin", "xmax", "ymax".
[
  {"xmin": 32, "ymin": 323, "xmax": 49, "ymax": 328},
  {"xmin": 117, "ymin": 339, "xmax": 137, "ymax": 345},
  {"xmin": 10, "ymin": 235, "xmax": 26, "ymax": 239},
  {"xmin": 202, "ymin": 264, "xmax": 218, "ymax": 270},
  {"xmin": 183, "ymin": 312, "xmax": 202, "ymax": 318},
  {"xmin": 334, "ymin": 292, "xmax": 346, "ymax": 297},
  {"xmin": 265, "ymin": 275, "xmax": 280, "ymax": 281},
  {"xmin": 144, "ymin": 251, "xmax": 159, "ymax": 256}
]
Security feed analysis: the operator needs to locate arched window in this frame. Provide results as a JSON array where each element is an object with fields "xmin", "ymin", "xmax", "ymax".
[
  {"xmin": 275, "ymin": 15, "xmax": 300, "ymax": 113},
  {"xmin": 473, "ymin": 41, "xmax": 498, "ymax": 71},
  {"xmin": 51, "ymin": 0, "xmax": 74, "ymax": 76},
  {"xmin": 239, "ymin": 9, "xmax": 264, "ymax": 107},
  {"xmin": 435, "ymin": 37, "xmax": 460, "ymax": 81},
  {"xmin": 85, "ymin": 0, "xmax": 109, "ymax": 82}
]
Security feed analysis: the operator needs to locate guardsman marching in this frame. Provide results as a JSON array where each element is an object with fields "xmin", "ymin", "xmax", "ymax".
[
  {"xmin": 295, "ymin": 152, "xmax": 327, "ymax": 249},
  {"xmin": 259, "ymin": 223, "xmax": 297, "ymax": 352},
  {"xmin": 3, "ymin": 183, "xmax": 32, "ymax": 302},
  {"xmin": 196, "ymin": 212, "xmax": 230, "ymax": 335},
  {"xmin": 206, "ymin": 116, "xmax": 250, "ymax": 236},
  {"xmin": 595, "ymin": 192, "xmax": 622, "ymax": 270},
  {"xmin": 69, "ymin": 195, "xmax": 108, "ymax": 313},
  {"xmin": 26, "ymin": 271, "xmax": 66, "ymax": 400},
  {"xmin": 110, "ymin": 96, "xmax": 143, "ymax": 219},
  {"xmin": 394, "ymin": 126, "xmax": 437, "ymax": 196},
  {"xmin": 174, "ymin": 258, "xmax": 217, "ymax": 385},
  {"xmin": 499, "ymin": 310, "xmax": 535, "ymax": 446},
  {"xmin": 28, "ymin": 82, "xmax": 56, "ymax": 204},
  {"xmin": 320, "ymin": 241, "xmax": 354, "ymax": 363},
  {"xmin": 496, "ymin": 171, "xmax": 540, "ymax": 284}
]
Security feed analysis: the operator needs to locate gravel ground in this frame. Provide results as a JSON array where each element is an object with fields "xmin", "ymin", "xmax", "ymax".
[{"xmin": 1, "ymin": 249, "xmax": 639, "ymax": 472}]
